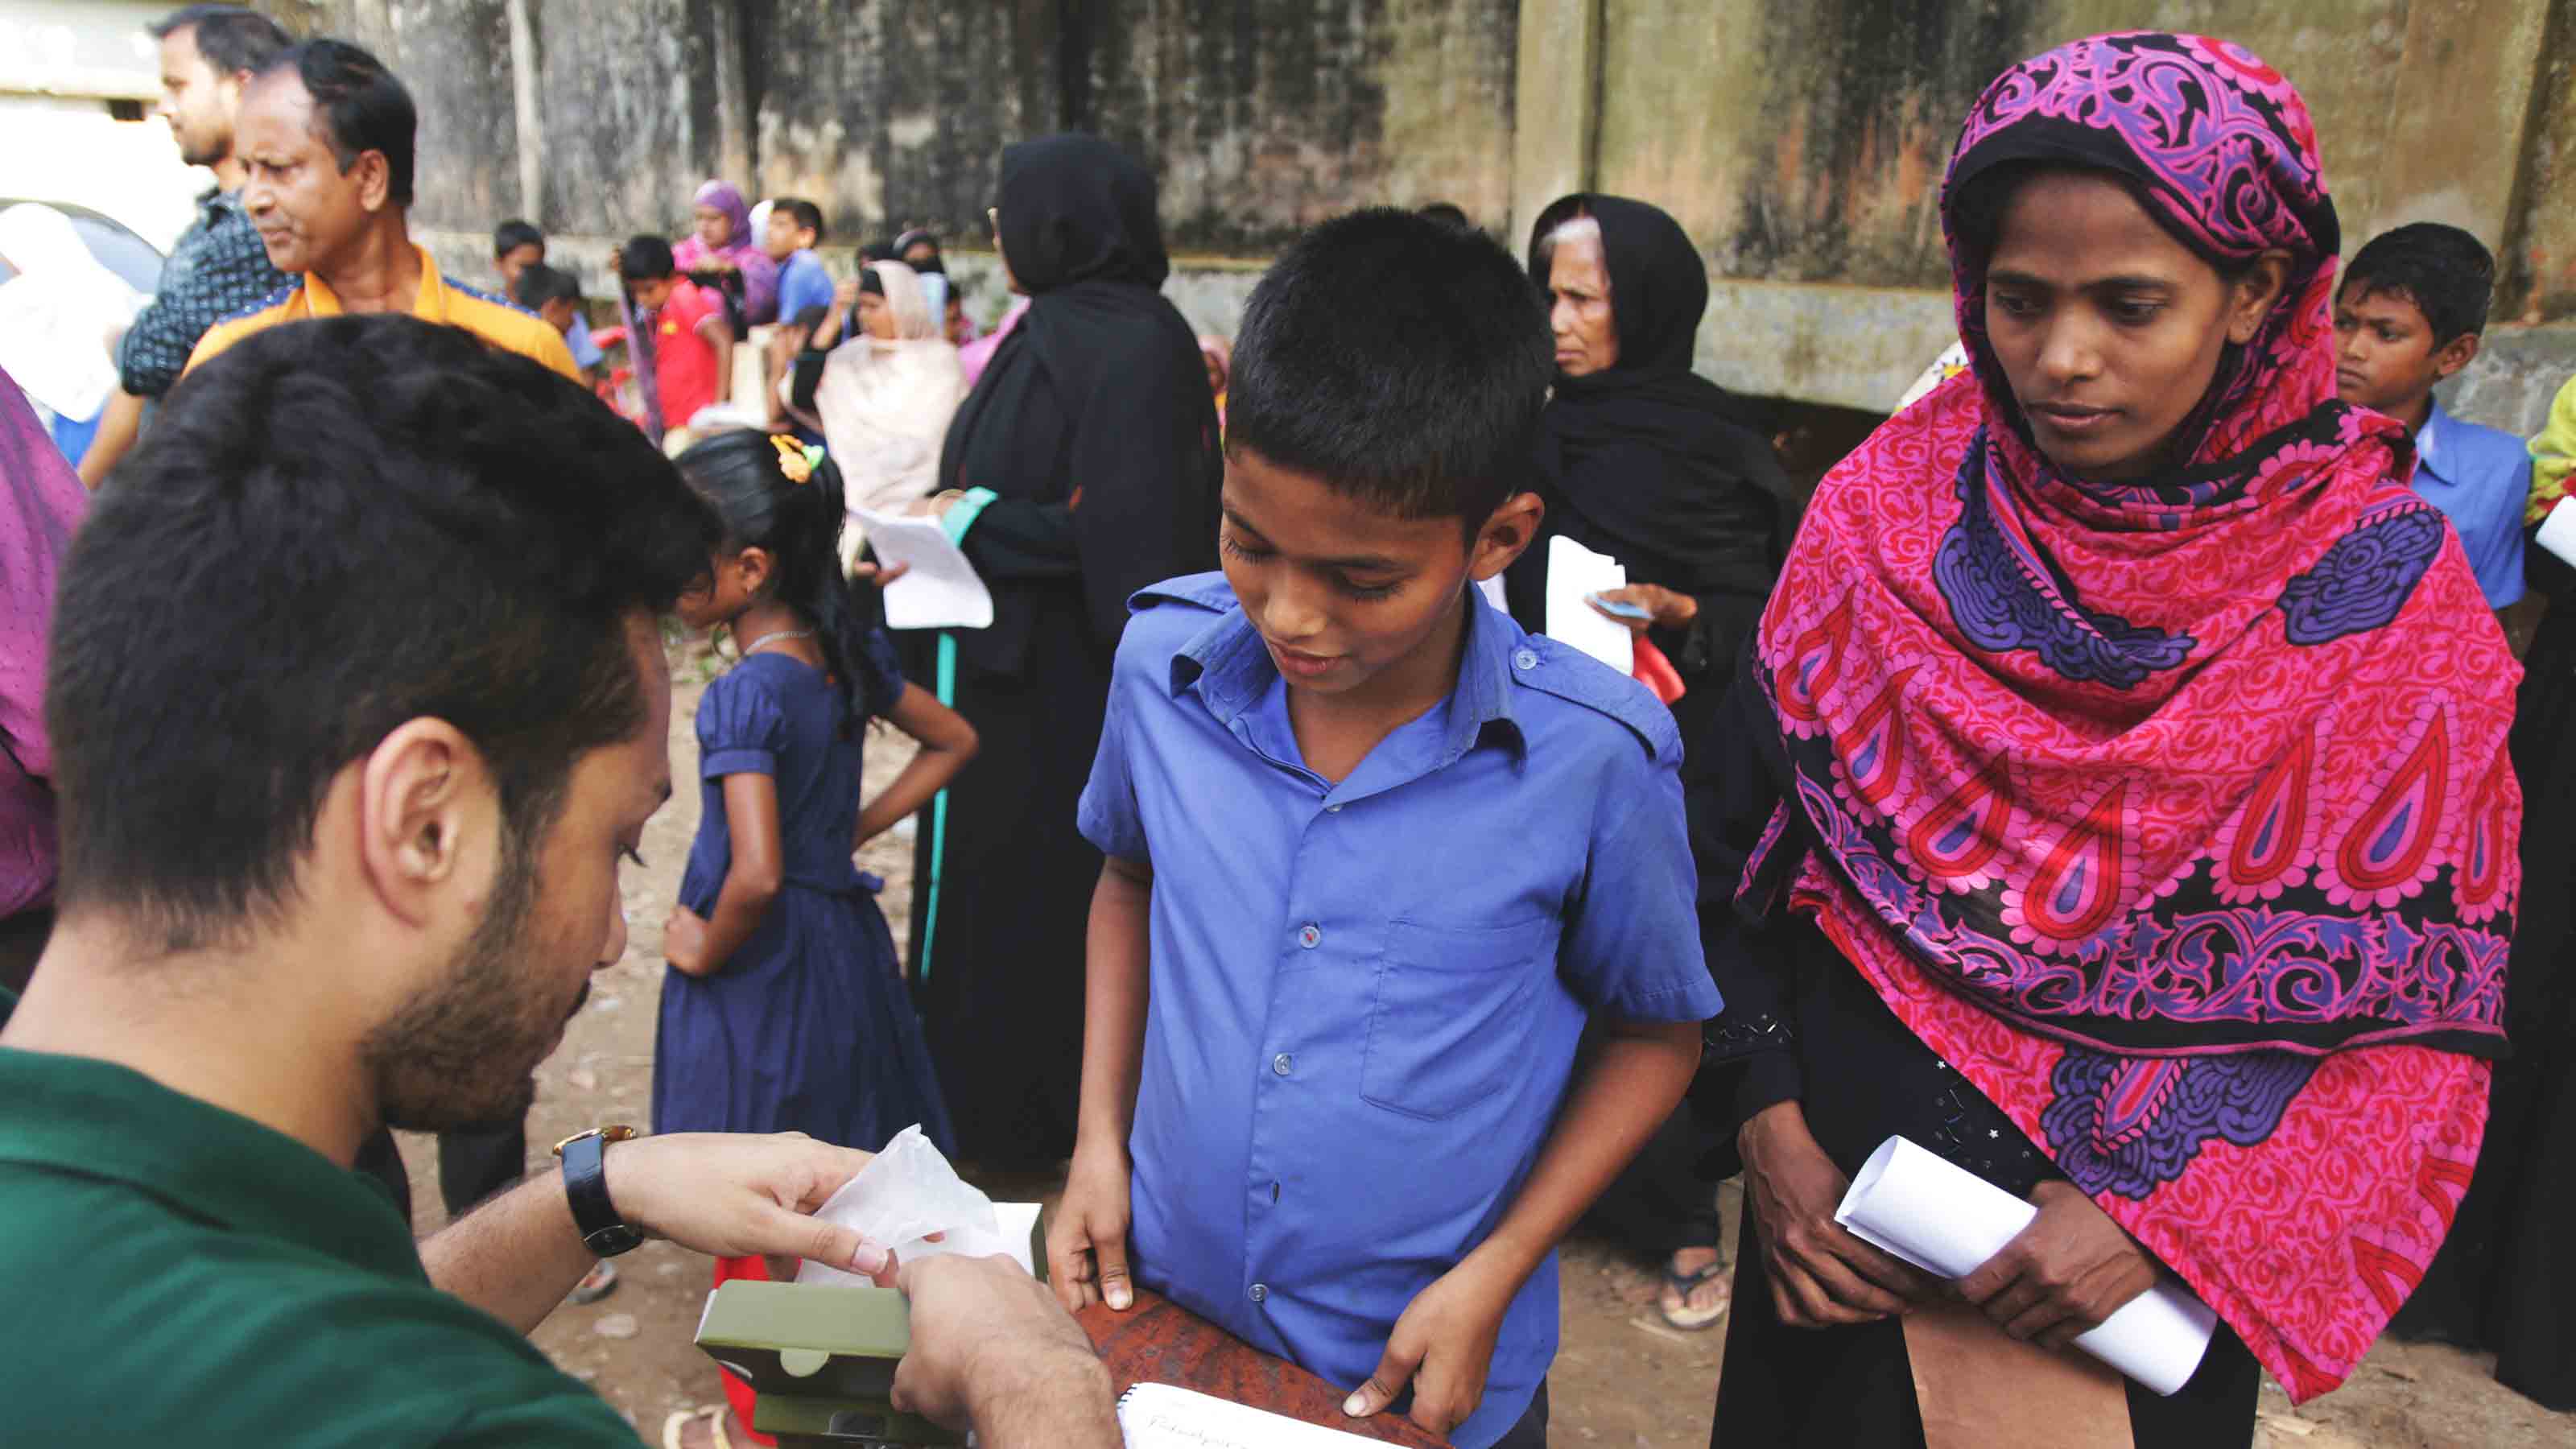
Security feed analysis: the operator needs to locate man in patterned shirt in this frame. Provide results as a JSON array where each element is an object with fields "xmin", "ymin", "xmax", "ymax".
[{"xmin": 76, "ymin": 5, "xmax": 293, "ymax": 489}]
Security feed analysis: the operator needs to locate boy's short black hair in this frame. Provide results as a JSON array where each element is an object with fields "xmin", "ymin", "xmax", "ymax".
[
  {"xmin": 1227, "ymin": 207, "xmax": 1551, "ymax": 528},
  {"xmin": 775, "ymin": 198, "xmax": 825, "ymax": 241},
  {"xmin": 620, "ymin": 234, "xmax": 676, "ymax": 281},
  {"xmin": 52, "ymin": 315, "xmax": 716, "ymax": 950},
  {"xmin": 493, "ymin": 217, "xmax": 544, "ymax": 258},
  {"xmin": 254, "ymin": 38, "xmax": 416, "ymax": 208},
  {"xmin": 513, "ymin": 262, "xmax": 580, "ymax": 310},
  {"xmin": 1416, "ymin": 201, "xmax": 1473, "ymax": 231},
  {"xmin": 148, "ymin": 5, "xmax": 291, "ymax": 76},
  {"xmin": 2341, "ymin": 223, "xmax": 2496, "ymax": 344}
]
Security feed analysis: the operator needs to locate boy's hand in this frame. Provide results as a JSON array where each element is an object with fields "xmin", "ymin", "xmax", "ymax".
[
  {"xmin": 1046, "ymin": 1144, "xmax": 1135, "ymax": 1314},
  {"xmin": 1341, "ymin": 1256, "xmax": 1519, "ymax": 1438}
]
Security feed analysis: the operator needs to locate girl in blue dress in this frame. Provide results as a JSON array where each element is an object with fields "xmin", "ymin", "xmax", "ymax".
[{"xmin": 653, "ymin": 429, "xmax": 977, "ymax": 1449}]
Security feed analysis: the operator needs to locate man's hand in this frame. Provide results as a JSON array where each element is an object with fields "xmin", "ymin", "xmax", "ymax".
[
  {"xmin": 1340, "ymin": 1254, "xmax": 1517, "ymax": 1437},
  {"xmin": 1586, "ymin": 583, "xmax": 1698, "ymax": 637},
  {"xmin": 1955, "ymin": 1181, "xmax": 2158, "ymax": 1348},
  {"xmin": 1740, "ymin": 1101, "xmax": 1940, "ymax": 1327},
  {"xmin": 603, "ymin": 1131, "xmax": 895, "ymax": 1281},
  {"xmin": 892, "ymin": 1253, "xmax": 1116, "ymax": 1447},
  {"xmin": 1045, "ymin": 1143, "xmax": 1135, "ymax": 1313},
  {"xmin": 849, "ymin": 560, "xmax": 911, "ymax": 588},
  {"xmin": 663, "ymin": 904, "xmax": 713, "ymax": 976}
]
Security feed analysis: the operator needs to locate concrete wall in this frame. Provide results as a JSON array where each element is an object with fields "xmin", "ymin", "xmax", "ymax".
[{"xmin": 296, "ymin": 0, "xmax": 2575, "ymax": 422}]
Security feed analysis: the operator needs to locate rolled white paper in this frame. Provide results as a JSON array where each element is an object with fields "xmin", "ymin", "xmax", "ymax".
[
  {"xmin": 2537, "ymin": 496, "xmax": 2576, "ymax": 568},
  {"xmin": 1835, "ymin": 1135, "xmax": 2219, "ymax": 1396}
]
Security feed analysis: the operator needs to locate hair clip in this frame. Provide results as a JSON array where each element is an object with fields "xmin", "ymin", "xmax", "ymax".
[{"xmin": 770, "ymin": 433, "xmax": 815, "ymax": 484}]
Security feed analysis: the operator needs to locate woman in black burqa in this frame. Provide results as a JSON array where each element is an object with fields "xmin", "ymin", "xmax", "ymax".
[
  {"xmin": 1505, "ymin": 192, "xmax": 1795, "ymax": 1330},
  {"xmin": 907, "ymin": 134, "xmax": 1222, "ymax": 1169}
]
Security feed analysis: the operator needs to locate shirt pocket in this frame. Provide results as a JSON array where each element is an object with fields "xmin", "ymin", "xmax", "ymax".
[{"xmin": 1359, "ymin": 914, "xmax": 1557, "ymax": 1122}]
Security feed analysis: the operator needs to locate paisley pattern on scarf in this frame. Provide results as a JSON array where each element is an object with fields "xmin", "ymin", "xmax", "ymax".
[{"xmin": 1756, "ymin": 31, "xmax": 2518, "ymax": 1401}]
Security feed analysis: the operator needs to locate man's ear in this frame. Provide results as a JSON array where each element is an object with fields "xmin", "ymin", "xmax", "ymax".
[
  {"xmin": 2433, "ymin": 329, "xmax": 2483, "ymax": 384},
  {"xmin": 353, "ymin": 148, "xmax": 393, "ymax": 213},
  {"xmin": 1468, "ymin": 491, "xmax": 1547, "ymax": 583},
  {"xmin": 356, "ymin": 718, "xmax": 493, "ymax": 929}
]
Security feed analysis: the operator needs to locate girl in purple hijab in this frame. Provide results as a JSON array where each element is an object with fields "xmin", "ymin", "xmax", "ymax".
[
  {"xmin": 0, "ymin": 365, "xmax": 86, "ymax": 990},
  {"xmin": 674, "ymin": 180, "xmax": 780, "ymax": 330}
]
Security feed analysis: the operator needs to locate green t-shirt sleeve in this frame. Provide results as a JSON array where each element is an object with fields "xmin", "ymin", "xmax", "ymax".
[{"xmin": 438, "ymin": 1389, "xmax": 646, "ymax": 1446}]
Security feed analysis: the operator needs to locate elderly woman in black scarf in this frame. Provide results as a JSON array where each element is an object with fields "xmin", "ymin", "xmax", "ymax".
[
  {"xmin": 1505, "ymin": 192, "xmax": 1793, "ymax": 1331},
  {"xmin": 907, "ymin": 134, "xmax": 1222, "ymax": 1170}
]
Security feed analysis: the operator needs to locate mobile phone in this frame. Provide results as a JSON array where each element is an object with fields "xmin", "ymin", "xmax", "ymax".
[{"xmin": 1587, "ymin": 592, "xmax": 1652, "ymax": 621}]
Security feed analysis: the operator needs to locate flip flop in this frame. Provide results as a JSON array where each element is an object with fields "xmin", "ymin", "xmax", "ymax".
[
  {"xmin": 663, "ymin": 1406, "xmax": 735, "ymax": 1449},
  {"xmin": 1657, "ymin": 1253, "xmax": 1733, "ymax": 1331},
  {"xmin": 569, "ymin": 1259, "xmax": 619, "ymax": 1305}
]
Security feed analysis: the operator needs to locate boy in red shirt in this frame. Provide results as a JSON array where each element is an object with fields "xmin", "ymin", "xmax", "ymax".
[{"xmin": 620, "ymin": 234, "xmax": 731, "ymax": 443}]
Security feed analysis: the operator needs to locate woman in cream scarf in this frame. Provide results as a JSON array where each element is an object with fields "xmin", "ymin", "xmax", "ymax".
[{"xmin": 798, "ymin": 258, "xmax": 967, "ymax": 572}]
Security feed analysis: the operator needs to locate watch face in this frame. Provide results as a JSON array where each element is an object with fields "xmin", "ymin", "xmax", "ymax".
[{"xmin": 588, "ymin": 1223, "xmax": 646, "ymax": 1257}]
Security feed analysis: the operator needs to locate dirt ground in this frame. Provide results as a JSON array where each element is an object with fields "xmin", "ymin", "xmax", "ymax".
[{"xmin": 394, "ymin": 663, "xmax": 2575, "ymax": 1448}]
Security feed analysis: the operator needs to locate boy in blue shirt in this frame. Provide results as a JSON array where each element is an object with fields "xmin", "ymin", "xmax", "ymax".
[
  {"xmin": 764, "ymin": 198, "xmax": 838, "ymax": 321},
  {"xmin": 2334, "ymin": 222, "xmax": 2529, "ymax": 608},
  {"xmin": 1047, "ymin": 208, "xmax": 1720, "ymax": 1448}
]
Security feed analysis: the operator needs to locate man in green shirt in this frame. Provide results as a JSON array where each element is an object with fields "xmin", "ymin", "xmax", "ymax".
[{"xmin": 0, "ymin": 315, "xmax": 1117, "ymax": 1447}]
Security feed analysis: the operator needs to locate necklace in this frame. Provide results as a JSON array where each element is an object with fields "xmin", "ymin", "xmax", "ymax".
[{"xmin": 737, "ymin": 626, "xmax": 815, "ymax": 656}]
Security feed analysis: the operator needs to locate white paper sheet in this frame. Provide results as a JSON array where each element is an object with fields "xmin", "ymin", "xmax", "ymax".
[
  {"xmin": 1117, "ymin": 1384, "xmax": 1385, "ymax": 1448},
  {"xmin": 1545, "ymin": 534, "xmax": 1632, "ymax": 675},
  {"xmin": 851, "ymin": 506, "xmax": 995, "ymax": 631},
  {"xmin": 795, "ymin": 1125, "xmax": 1040, "ymax": 1288},
  {"xmin": 2538, "ymin": 497, "xmax": 2576, "ymax": 568},
  {"xmin": 1835, "ymin": 1135, "xmax": 2218, "ymax": 1396}
]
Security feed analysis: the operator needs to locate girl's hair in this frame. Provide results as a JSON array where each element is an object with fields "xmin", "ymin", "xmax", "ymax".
[{"xmin": 673, "ymin": 430, "xmax": 874, "ymax": 734}]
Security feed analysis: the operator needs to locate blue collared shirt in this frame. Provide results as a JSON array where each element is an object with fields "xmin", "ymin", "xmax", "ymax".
[
  {"xmin": 1077, "ymin": 572, "xmax": 1719, "ymax": 1449},
  {"xmin": 113, "ymin": 186, "xmax": 288, "ymax": 398},
  {"xmin": 2413, "ymin": 398, "xmax": 2529, "ymax": 608},
  {"xmin": 777, "ymin": 249, "xmax": 836, "ymax": 324}
]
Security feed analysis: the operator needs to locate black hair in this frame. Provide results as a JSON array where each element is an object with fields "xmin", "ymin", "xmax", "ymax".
[
  {"xmin": 1416, "ymin": 201, "xmax": 1473, "ymax": 231},
  {"xmin": 253, "ymin": 38, "xmax": 416, "ymax": 208},
  {"xmin": 910, "ymin": 255, "xmax": 947, "ymax": 278},
  {"xmin": 1951, "ymin": 161, "xmax": 2261, "ymax": 285},
  {"xmin": 775, "ymin": 198, "xmax": 825, "ymax": 241},
  {"xmin": 148, "ymin": 5, "xmax": 291, "ymax": 77},
  {"xmin": 1227, "ymin": 206, "xmax": 1552, "ymax": 529},
  {"xmin": 513, "ymin": 261, "xmax": 580, "ymax": 310},
  {"xmin": 50, "ymin": 314, "xmax": 717, "ymax": 951},
  {"xmin": 2341, "ymin": 223, "xmax": 2496, "ymax": 344},
  {"xmin": 493, "ymin": 217, "xmax": 544, "ymax": 259},
  {"xmin": 861, "ymin": 241, "xmax": 898, "ymax": 263},
  {"xmin": 620, "ymin": 233, "xmax": 676, "ymax": 281},
  {"xmin": 672, "ymin": 431, "xmax": 877, "ymax": 733}
]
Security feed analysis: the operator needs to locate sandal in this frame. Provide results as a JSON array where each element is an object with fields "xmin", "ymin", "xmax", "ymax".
[
  {"xmin": 663, "ymin": 1406, "xmax": 735, "ymax": 1449},
  {"xmin": 569, "ymin": 1260, "xmax": 619, "ymax": 1305},
  {"xmin": 1657, "ymin": 1252, "xmax": 1733, "ymax": 1331}
]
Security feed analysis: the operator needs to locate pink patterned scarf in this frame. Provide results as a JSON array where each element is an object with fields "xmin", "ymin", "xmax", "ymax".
[{"xmin": 1752, "ymin": 32, "xmax": 2516, "ymax": 1399}]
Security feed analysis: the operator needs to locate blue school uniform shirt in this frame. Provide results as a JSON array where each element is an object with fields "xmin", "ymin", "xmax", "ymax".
[
  {"xmin": 2413, "ymin": 398, "xmax": 2528, "ymax": 608},
  {"xmin": 1076, "ymin": 572, "xmax": 1720, "ymax": 1449},
  {"xmin": 564, "ymin": 312, "xmax": 605, "ymax": 370},
  {"xmin": 777, "ymin": 250, "xmax": 836, "ymax": 324}
]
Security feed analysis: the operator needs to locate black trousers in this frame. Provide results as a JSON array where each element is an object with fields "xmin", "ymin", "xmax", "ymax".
[
  {"xmin": 350, "ymin": 1117, "xmax": 527, "ymax": 1228},
  {"xmin": 1489, "ymin": 1380, "xmax": 1549, "ymax": 1449}
]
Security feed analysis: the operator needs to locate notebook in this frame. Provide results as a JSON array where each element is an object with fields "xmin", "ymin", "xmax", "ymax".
[{"xmin": 1116, "ymin": 1383, "xmax": 1389, "ymax": 1447}]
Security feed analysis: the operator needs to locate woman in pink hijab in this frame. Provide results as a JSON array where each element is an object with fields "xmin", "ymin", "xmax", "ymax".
[
  {"xmin": 674, "ymin": 180, "xmax": 779, "ymax": 330},
  {"xmin": 0, "ymin": 365, "xmax": 87, "ymax": 992}
]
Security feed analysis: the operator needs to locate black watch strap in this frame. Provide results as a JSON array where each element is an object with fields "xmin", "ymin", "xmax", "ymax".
[{"xmin": 556, "ymin": 1126, "xmax": 643, "ymax": 1257}]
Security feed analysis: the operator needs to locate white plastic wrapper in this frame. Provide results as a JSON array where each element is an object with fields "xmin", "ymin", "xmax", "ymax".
[{"xmin": 795, "ymin": 1125, "xmax": 1040, "ymax": 1288}]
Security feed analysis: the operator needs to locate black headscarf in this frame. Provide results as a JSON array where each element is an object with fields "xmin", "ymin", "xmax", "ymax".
[
  {"xmin": 1505, "ymin": 194, "xmax": 1795, "ymax": 667},
  {"xmin": 936, "ymin": 134, "xmax": 1220, "ymax": 671}
]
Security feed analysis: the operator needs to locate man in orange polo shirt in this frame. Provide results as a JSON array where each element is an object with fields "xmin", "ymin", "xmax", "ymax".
[
  {"xmin": 187, "ymin": 35, "xmax": 580, "ymax": 1245},
  {"xmin": 189, "ymin": 38, "xmax": 576, "ymax": 382}
]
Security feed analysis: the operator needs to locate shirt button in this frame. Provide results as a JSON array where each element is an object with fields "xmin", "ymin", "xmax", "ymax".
[
  {"xmin": 1249, "ymin": 1282, "xmax": 1269, "ymax": 1303},
  {"xmin": 1513, "ymin": 648, "xmax": 1539, "ymax": 671},
  {"xmin": 1297, "ymin": 923, "xmax": 1321, "ymax": 949},
  {"xmin": 1273, "ymin": 1053, "xmax": 1293, "ymax": 1075},
  {"xmin": 1325, "ymin": 803, "xmax": 1344, "ymax": 813}
]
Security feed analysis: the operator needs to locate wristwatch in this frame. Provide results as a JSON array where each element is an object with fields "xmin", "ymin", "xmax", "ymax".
[{"xmin": 552, "ymin": 1125, "xmax": 644, "ymax": 1257}]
